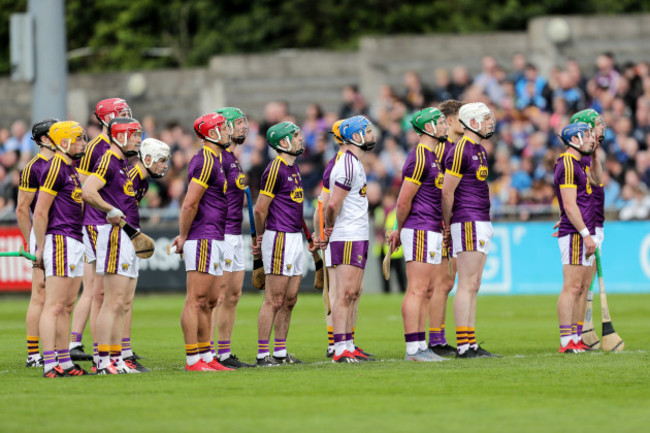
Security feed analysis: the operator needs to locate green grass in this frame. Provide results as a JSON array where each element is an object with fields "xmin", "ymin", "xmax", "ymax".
[{"xmin": 1, "ymin": 293, "xmax": 649, "ymax": 433}]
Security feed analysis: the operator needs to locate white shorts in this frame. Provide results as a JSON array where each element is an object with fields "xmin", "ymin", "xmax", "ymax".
[
  {"xmin": 401, "ymin": 228, "xmax": 443, "ymax": 264},
  {"xmin": 96, "ymin": 224, "xmax": 139, "ymax": 278},
  {"xmin": 43, "ymin": 234, "xmax": 84, "ymax": 278},
  {"xmin": 451, "ymin": 221, "xmax": 493, "ymax": 257},
  {"xmin": 82, "ymin": 225, "xmax": 99, "ymax": 263},
  {"xmin": 559, "ymin": 233, "xmax": 595, "ymax": 267},
  {"xmin": 222, "ymin": 234, "xmax": 245, "ymax": 272},
  {"xmin": 184, "ymin": 239, "xmax": 224, "ymax": 276},
  {"xmin": 594, "ymin": 227, "xmax": 604, "ymax": 249},
  {"xmin": 261, "ymin": 230, "xmax": 303, "ymax": 276}
]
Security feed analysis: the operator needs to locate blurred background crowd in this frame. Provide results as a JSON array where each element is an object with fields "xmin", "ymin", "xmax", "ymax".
[{"xmin": 2, "ymin": 52, "xmax": 650, "ymax": 229}]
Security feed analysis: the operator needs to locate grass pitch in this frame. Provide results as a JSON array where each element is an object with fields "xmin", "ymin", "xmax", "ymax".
[{"xmin": 1, "ymin": 292, "xmax": 649, "ymax": 433}]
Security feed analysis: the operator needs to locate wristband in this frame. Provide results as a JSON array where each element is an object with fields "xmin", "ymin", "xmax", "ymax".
[
  {"xmin": 579, "ymin": 228, "xmax": 590, "ymax": 238},
  {"xmin": 107, "ymin": 208, "xmax": 124, "ymax": 219}
]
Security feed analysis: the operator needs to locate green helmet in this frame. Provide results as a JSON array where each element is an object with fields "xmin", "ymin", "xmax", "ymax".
[
  {"xmin": 267, "ymin": 122, "xmax": 304, "ymax": 156},
  {"xmin": 411, "ymin": 107, "xmax": 447, "ymax": 141},
  {"xmin": 215, "ymin": 107, "xmax": 245, "ymax": 123},
  {"xmin": 571, "ymin": 109, "xmax": 605, "ymax": 143}
]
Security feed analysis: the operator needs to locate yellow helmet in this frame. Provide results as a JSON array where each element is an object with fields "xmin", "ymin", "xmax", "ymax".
[
  {"xmin": 330, "ymin": 119, "xmax": 345, "ymax": 145},
  {"xmin": 48, "ymin": 121, "xmax": 86, "ymax": 157}
]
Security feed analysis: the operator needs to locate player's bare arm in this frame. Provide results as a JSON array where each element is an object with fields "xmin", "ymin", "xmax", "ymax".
[
  {"xmin": 172, "ymin": 180, "xmax": 206, "ymax": 254},
  {"xmin": 16, "ymin": 190, "xmax": 36, "ymax": 248},
  {"xmin": 253, "ymin": 193, "xmax": 272, "ymax": 255}
]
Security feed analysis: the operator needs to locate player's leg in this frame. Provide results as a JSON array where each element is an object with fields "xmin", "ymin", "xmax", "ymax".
[
  {"xmin": 453, "ymin": 251, "xmax": 484, "ymax": 357},
  {"xmin": 95, "ymin": 273, "xmax": 131, "ymax": 373},
  {"xmin": 25, "ymin": 265, "xmax": 46, "ymax": 367},
  {"xmin": 69, "ymin": 281, "xmax": 93, "ymax": 361},
  {"xmin": 325, "ymin": 266, "xmax": 337, "ymax": 357},
  {"xmin": 403, "ymin": 261, "xmax": 432, "ymax": 360},
  {"xmin": 573, "ymin": 269, "xmax": 591, "ymax": 344},
  {"xmin": 56, "ymin": 276, "xmax": 84, "ymax": 375},
  {"xmin": 120, "ymin": 277, "xmax": 150, "ymax": 372},
  {"xmin": 428, "ymin": 255, "xmax": 456, "ymax": 356},
  {"xmin": 272, "ymin": 275, "xmax": 302, "ymax": 363},
  {"xmin": 40, "ymin": 276, "xmax": 69, "ymax": 377},
  {"xmin": 558, "ymin": 265, "xmax": 586, "ymax": 352},
  {"xmin": 332, "ymin": 263, "xmax": 362, "ymax": 362},
  {"xmin": 256, "ymin": 274, "xmax": 289, "ymax": 365}
]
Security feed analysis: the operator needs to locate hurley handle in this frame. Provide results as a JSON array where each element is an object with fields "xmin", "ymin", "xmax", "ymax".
[{"xmin": 245, "ymin": 187, "xmax": 257, "ymax": 239}]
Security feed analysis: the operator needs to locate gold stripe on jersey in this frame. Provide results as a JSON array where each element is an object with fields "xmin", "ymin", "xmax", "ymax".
[
  {"xmin": 413, "ymin": 144, "xmax": 426, "ymax": 184},
  {"xmin": 196, "ymin": 149, "xmax": 214, "ymax": 188},
  {"xmin": 78, "ymin": 134, "xmax": 107, "ymax": 175},
  {"xmin": 128, "ymin": 165, "xmax": 144, "ymax": 181},
  {"xmin": 107, "ymin": 226, "xmax": 120, "ymax": 274},
  {"xmin": 41, "ymin": 155, "xmax": 63, "ymax": 195},
  {"xmin": 19, "ymin": 157, "xmax": 38, "ymax": 192},
  {"xmin": 261, "ymin": 158, "xmax": 282, "ymax": 198},
  {"xmin": 93, "ymin": 151, "xmax": 116, "ymax": 183},
  {"xmin": 434, "ymin": 141, "xmax": 446, "ymax": 164},
  {"xmin": 449, "ymin": 138, "xmax": 466, "ymax": 177}
]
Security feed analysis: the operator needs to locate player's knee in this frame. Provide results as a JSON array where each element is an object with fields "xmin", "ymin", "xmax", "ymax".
[
  {"xmin": 284, "ymin": 295, "xmax": 298, "ymax": 310},
  {"xmin": 226, "ymin": 289, "xmax": 242, "ymax": 307},
  {"xmin": 269, "ymin": 296, "xmax": 284, "ymax": 310}
]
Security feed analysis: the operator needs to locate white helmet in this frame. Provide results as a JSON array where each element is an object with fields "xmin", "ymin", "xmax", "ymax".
[
  {"xmin": 139, "ymin": 138, "xmax": 171, "ymax": 178},
  {"xmin": 459, "ymin": 102, "xmax": 495, "ymax": 139}
]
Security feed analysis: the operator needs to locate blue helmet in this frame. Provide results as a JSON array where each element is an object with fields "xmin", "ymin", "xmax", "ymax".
[
  {"xmin": 340, "ymin": 115, "xmax": 375, "ymax": 151},
  {"xmin": 560, "ymin": 122, "xmax": 593, "ymax": 155}
]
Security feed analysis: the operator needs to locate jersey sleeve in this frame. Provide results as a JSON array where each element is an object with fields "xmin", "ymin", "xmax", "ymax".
[
  {"xmin": 19, "ymin": 159, "xmax": 39, "ymax": 192},
  {"xmin": 40, "ymin": 158, "xmax": 64, "ymax": 196},
  {"xmin": 77, "ymin": 139, "xmax": 102, "ymax": 175},
  {"xmin": 558, "ymin": 156, "xmax": 576, "ymax": 189},
  {"xmin": 333, "ymin": 154, "xmax": 354, "ymax": 191},
  {"xmin": 260, "ymin": 158, "xmax": 282, "ymax": 198},
  {"xmin": 90, "ymin": 153, "xmax": 114, "ymax": 184},
  {"xmin": 403, "ymin": 146, "xmax": 427, "ymax": 185},
  {"xmin": 446, "ymin": 140, "xmax": 467, "ymax": 178},
  {"xmin": 128, "ymin": 166, "xmax": 149, "ymax": 203},
  {"xmin": 189, "ymin": 150, "xmax": 214, "ymax": 189}
]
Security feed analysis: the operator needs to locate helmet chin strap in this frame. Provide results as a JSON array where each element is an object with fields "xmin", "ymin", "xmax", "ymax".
[
  {"xmin": 459, "ymin": 118, "xmax": 494, "ymax": 139},
  {"xmin": 415, "ymin": 124, "xmax": 447, "ymax": 143}
]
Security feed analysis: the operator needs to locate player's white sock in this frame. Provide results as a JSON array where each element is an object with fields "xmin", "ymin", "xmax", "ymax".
[
  {"xmin": 69, "ymin": 342, "xmax": 82, "ymax": 350},
  {"xmin": 345, "ymin": 339, "xmax": 355, "ymax": 353},
  {"xmin": 122, "ymin": 349, "xmax": 134, "ymax": 359},
  {"xmin": 334, "ymin": 341, "xmax": 347, "ymax": 357},
  {"xmin": 571, "ymin": 333, "xmax": 579, "ymax": 344},
  {"xmin": 200, "ymin": 351, "xmax": 213, "ymax": 363},
  {"xmin": 273, "ymin": 349, "xmax": 287, "ymax": 358},
  {"xmin": 457, "ymin": 343, "xmax": 470, "ymax": 355},
  {"xmin": 418, "ymin": 340, "xmax": 428, "ymax": 351},
  {"xmin": 406, "ymin": 342, "xmax": 420, "ymax": 356},
  {"xmin": 560, "ymin": 336, "xmax": 573, "ymax": 347},
  {"xmin": 186, "ymin": 354, "xmax": 201, "ymax": 366}
]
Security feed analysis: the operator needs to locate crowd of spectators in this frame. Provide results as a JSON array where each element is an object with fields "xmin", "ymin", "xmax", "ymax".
[{"xmin": 2, "ymin": 52, "xmax": 650, "ymax": 227}]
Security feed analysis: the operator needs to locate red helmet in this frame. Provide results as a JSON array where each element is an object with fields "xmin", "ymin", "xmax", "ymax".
[
  {"xmin": 108, "ymin": 118, "xmax": 142, "ymax": 156},
  {"xmin": 193, "ymin": 113, "xmax": 230, "ymax": 147},
  {"xmin": 95, "ymin": 98, "xmax": 132, "ymax": 127}
]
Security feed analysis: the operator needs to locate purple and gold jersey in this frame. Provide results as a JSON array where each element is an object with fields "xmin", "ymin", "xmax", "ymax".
[
  {"xmin": 222, "ymin": 148, "xmax": 246, "ymax": 236},
  {"xmin": 402, "ymin": 143, "xmax": 444, "ymax": 232},
  {"xmin": 79, "ymin": 134, "xmax": 110, "ymax": 226},
  {"xmin": 580, "ymin": 156, "xmax": 605, "ymax": 229},
  {"xmin": 91, "ymin": 150, "xmax": 140, "ymax": 228},
  {"xmin": 260, "ymin": 156, "xmax": 303, "ymax": 233},
  {"xmin": 445, "ymin": 136, "xmax": 491, "ymax": 223},
  {"xmin": 187, "ymin": 146, "xmax": 227, "ymax": 241},
  {"xmin": 554, "ymin": 153, "xmax": 594, "ymax": 237},
  {"xmin": 435, "ymin": 138, "xmax": 454, "ymax": 173},
  {"xmin": 127, "ymin": 165, "xmax": 149, "ymax": 228},
  {"xmin": 19, "ymin": 153, "xmax": 50, "ymax": 214},
  {"xmin": 40, "ymin": 154, "xmax": 84, "ymax": 241},
  {"xmin": 322, "ymin": 151, "xmax": 344, "ymax": 193}
]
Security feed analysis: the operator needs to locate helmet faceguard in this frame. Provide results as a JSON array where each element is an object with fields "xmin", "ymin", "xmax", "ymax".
[
  {"xmin": 570, "ymin": 109, "xmax": 606, "ymax": 144},
  {"xmin": 215, "ymin": 107, "xmax": 248, "ymax": 145},
  {"xmin": 194, "ymin": 113, "xmax": 232, "ymax": 148},
  {"xmin": 139, "ymin": 138, "xmax": 171, "ymax": 178},
  {"xmin": 560, "ymin": 122, "xmax": 595, "ymax": 156},
  {"xmin": 459, "ymin": 102, "xmax": 496, "ymax": 140},
  {"xmin": 340, "ymin": 115, "xmax": 376, "ymax": 151},
  {"xmin": 108, "ymin": 118, "xmax": 142, "ymax": 157},
  {"xmin": 411, "ymin": 107, "xmax": 448, "ymax": 142},
  {"xmin": 48, "ymin": 121, "xmax": 87, "ymax": 160},
  {"xmin": 95, "ymin": 98, "xmax": 132, "ymax": 128},
  {"xmin": 267, "ymin": 122, "xmax": 304, "ymax": 156}
]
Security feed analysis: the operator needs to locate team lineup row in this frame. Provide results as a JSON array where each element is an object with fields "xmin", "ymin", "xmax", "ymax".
[{"xmin": 19, "ymin": 95, "xmax": 604, "ymax": 377}]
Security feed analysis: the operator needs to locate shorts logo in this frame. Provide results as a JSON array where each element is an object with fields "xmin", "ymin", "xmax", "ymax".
[
  {"xmin": 214, "ymin": 263, "xmax": 219, "ymax": 270},
  {"xmin": 357, "ymin": 255, "xmax": 363, "ymax": 263},
  {"xmin": 479, "ymin": 240, "xmax": 485, "ymax": 248},
  {"xmin": 225, "ymin": 259, "xmax": 232, "ymax": 267},
  {"xmin": 70, "ymin": 264, "xmax": 76, "ymax": 271},
  {"xmin": 429, "ymin": 251, "xmax": 436, "ymax": 258},
  {"xmin": 286, "ymin": 264, "xmax": 292, "ymax": 270},
  {"xmin": 122, "ymin": 263, "xmax": 130, "ymax": 271},
  {"xmin": 476, "ymin": 165, "xmax": 488, "ymax": 181}
]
